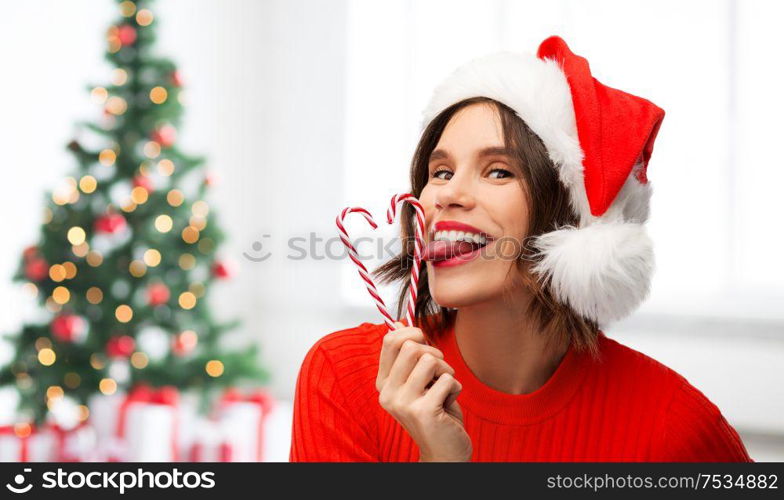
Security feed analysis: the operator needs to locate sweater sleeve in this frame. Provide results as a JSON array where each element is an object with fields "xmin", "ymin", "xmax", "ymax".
[
  {"xmin": 654, "ymin": 379, "xmax": 753, "ymax": 462},
  {"xmin": 289, "ymin": 338, "xmax": 379, "ymax": 462}
]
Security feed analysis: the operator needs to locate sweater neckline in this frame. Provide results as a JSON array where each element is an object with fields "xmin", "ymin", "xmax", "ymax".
[{"xmin": 437, "ymin": 322, "xmax": 595, "ymax": 425}]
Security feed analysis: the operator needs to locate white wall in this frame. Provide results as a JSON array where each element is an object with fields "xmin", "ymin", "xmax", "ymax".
[{"xmin": 152, "ymin": 0, "xmax": 353, "ymax": 401}]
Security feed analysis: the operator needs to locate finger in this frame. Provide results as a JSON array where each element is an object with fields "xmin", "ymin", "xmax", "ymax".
[
  {"xmin": 403, "ymin": 354, "xmax": 454, "ymax": 398},
  {"xmin": 443, "ymin": 391, "xmax": 464, "ymax": 422},
  {"xmin": 422, "ymin": 372, "xmax": 462, "ymax": 409},
  {"xmin": 378, "ymin": 323, "xmax": 424, "ymax": 386},
  {"xmin": 385, "ymin": 340, "xmax": 445, "ymax": 391},
  {"xmin": 378, "ymin": 324, "xmax": 439, "ymax": 386}
]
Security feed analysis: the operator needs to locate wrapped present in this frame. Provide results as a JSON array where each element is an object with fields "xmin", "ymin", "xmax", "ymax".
[
  {"xmin": 0, "ymin": 423, "xmax": 56, "ymax": 462},
  {"xmin": 216, "ymin": 388, "xmax": 274, "ymax": 462},
  {"xmin": 174, "ymin": 392, "xmax": 201, "ymax": 461},
  {"xmin": 88, "ymin": 392, "xmax": 127, "ymax": 461},
  {"xmin": 115, "ymin": 384, "xmax": 179, "ymax": 462},
  {"xmin": 48, "ymin": 422, "xmax": 96, "ymax": 462},
  {"xmin": 188, "ymin": 418, "xmax": 233, "ymax": 462},
  {"xmin": 88, "ymin": 392, "xmax": 124, "ymax": 439}
]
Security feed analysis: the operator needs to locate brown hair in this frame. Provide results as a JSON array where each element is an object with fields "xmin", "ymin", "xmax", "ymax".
[{"xmin": 372, "ymin": 97, "xmax": 600, "ymax": 358}]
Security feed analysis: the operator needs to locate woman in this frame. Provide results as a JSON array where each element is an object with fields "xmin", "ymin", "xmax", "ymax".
[{"xmin": 290, "ymin": 36, "xmax": 753, "ymax": 462}]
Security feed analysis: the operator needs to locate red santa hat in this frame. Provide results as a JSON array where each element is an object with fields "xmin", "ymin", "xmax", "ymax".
[{"xmin": 421, "ymin": 36, "xmax": 665, "ymax": 327}]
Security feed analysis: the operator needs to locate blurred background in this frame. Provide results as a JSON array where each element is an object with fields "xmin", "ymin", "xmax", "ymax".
[{"xmin": 0, "ymin": 0, "xmax": 781, "ymax": 461}]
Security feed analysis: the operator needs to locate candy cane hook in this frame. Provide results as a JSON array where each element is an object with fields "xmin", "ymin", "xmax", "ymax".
[
  {"xmin": 387, "ymin": 193, "xmax": 426, "ymax": 328},
  {"xmin": 336, "ymin": 207, "xmax": 396, "ymax": 330}
]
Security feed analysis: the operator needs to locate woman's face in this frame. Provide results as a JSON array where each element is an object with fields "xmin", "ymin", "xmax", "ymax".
[{"xmin": 420, "ymin": 102, "xmax": 529, "ymax": 308}]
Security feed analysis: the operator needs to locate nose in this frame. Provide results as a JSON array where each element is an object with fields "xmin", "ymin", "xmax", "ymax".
[{"xmin": 434, "ymin": 169, "xmax": 476, "ymax": 211}]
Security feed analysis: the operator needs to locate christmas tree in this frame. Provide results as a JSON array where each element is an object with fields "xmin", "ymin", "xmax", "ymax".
[{"xmin": 0, "ymin": 0, "xmax": 267, "ymax": 425}]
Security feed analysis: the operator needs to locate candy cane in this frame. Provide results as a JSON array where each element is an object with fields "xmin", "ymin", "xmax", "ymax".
[
  {"xmin": 387, "ymin": 193, "xmax": 426, "ymax": 328},
  {"xmin": 336, "ymin": 207, "xmax": 396, "ymax": 330}
]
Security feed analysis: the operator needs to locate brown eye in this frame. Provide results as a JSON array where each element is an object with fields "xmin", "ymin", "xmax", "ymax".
[
  {"xmin": 488, "ymin": 168, "xmax": 513, "ymax": 179},
  {"xmin": 432, "ymin": 168, "xmax": 452, "ymax": 180}
]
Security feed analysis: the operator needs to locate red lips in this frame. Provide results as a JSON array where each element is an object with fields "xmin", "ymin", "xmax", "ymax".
[{"xmin": 422, "ymin": 220, "xmax": 493, "ymax": 262}]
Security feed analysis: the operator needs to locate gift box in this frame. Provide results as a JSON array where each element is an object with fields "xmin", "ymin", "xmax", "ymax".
[
  {"xmin": 115, "ymin": 385, "xmax": 180, "ymax": 462},
  {"xmin": 48, "ymin": 422, "xmax": 96, "ymax": 462},
  {"xmin": 188, "ymin": 418, "xmax": 233, "ymax": 462},
  {"xmin": 215, "ymin": 388, "xmax": 274, "ymax": 462},
  {"xmin": 0, "ymin": 424, "xmax": 56, "ymax": 462},
  {"xmin": 88, "ymin": 391, "xmax": 126, "ymax": 461},
  {"xmin": 173, "ymin": 392, "xmax": 201, "ymax": 461}
]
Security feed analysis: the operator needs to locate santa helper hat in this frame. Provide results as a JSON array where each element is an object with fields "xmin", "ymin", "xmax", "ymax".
[{"xmin": 421, "ymin": 36, "xmax": 665, "ymax": 327}]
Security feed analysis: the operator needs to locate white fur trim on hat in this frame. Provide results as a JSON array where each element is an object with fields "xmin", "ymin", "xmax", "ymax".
[{"xmin": 529, "ymin": 221, "xmax": 654, "ymax": 327}]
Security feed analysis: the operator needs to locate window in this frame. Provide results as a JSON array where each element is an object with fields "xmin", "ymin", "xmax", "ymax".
[{"xmin": 342, "ymin": 0, "xmax": 784, "ymax": 323}]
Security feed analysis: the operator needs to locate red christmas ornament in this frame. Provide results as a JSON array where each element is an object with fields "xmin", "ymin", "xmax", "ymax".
[
  {"xmin": 151, "ymin": 125, "xmax": 177, "ymax": 148},
  {"xmin": 170, "ymin": 70, "xmax": 183, "ymax": 87},
  {"xmin": 147, "ymin": 282, "xmax": 170, "ymax": 306},
  {"xmin": 106, "ymin": 335, "xmax": 135, "ymax": 358},
  {"xmin": 23, "ymin": 246, "xmax": 39, "ymax": 260},
  {"xmin": 25, "ymin": 257, "xmax": 49, "ymax": 282},
  {"xmin": 204, "ymin": 172, "xmax": 218, "ymax": 187},
  {"xmin": 132, "ymin": 175, "xmax": 154, "ymax": 193},
  {"xmin": 117, "ymin": 25, "xmax": 137, "ymax": 46},
  {"xmin": 51, "ymin": 314, "xmax": 88, "ymax": 343},
  {"xmin": 94, "ymin": 213, "xmax": 127, "ymax": 234},
  {"xmin": 107, "ymin": 336, "xmax": 135, "ymax": 359},
  {"xmin": 211, "ymin": 260, "xmax": 233, "ymax": 279},
  {"xmin": 172, "ymin": 330, "xmax": 198, "ymax": 357}
]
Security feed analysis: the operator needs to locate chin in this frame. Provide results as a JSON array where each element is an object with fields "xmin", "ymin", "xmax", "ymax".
[
  {"xmin": 428, "ymin": 274, "xmax": 502, "ymax": 309},
  {"xmin": 430, "ymin": 292, "xmax": 473, "ymax": 309}
]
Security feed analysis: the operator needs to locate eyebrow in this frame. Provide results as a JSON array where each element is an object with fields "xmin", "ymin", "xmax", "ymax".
[{"xmin": 429, "ymin": 146, "xmax": 513, "ymax": 162}]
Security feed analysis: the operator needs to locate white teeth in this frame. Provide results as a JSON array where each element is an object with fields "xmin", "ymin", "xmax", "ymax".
[{"xmin": 432, "ymin": 230, "xmax": 489, "ymax": 245}]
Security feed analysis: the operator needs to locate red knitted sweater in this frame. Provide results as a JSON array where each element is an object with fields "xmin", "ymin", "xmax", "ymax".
[{"xmin": 290, "ymin": 320, "xmax": 753, "ymax": 462}]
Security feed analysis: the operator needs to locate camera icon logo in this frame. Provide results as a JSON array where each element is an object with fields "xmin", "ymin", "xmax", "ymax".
[{"xmin": 5, "ymin": 468, "xmax": 33, "ymax": 494}]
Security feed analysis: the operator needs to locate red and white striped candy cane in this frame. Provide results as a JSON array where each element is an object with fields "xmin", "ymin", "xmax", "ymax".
[
  {"xmin": 387, "ymin": 193, "xmax": 426, "ymax": 328},
  {"xmin": 336, "ymin": 207, "xmax": 396, "ymax": 330}
]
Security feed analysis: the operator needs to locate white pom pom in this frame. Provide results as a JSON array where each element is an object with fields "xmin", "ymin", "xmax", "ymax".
[{"xmin": 530, "ymin": 222, "xmax": 654, "ymax": 326}]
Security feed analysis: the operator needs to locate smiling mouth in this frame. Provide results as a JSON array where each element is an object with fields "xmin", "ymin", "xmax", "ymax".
[{"xmin": 422, "ymin": 235, "xmax": 491, "ymax": 262}]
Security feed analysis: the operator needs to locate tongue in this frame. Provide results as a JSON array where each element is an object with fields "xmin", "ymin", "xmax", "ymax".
[{"xmin": 422, "ymin": 240, "xmax": 480, "ymax": 262}]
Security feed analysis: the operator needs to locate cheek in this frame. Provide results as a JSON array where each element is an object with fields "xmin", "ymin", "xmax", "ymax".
[
  {"xmin": 418, "ymin": 183, "xmax": 434, "ymax": 203},
  {"xmin": 418, "ymin": 185, "xmax": 437, "ymax": 220},
  {"xmin": 493, "ymin": 187, "xmax": 528, "ymax": 238}
]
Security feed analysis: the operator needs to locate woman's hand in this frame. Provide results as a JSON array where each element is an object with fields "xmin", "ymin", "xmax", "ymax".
[{"xmin": 376, "ymin": 321, "xmax": 472, "ymax": 462}]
